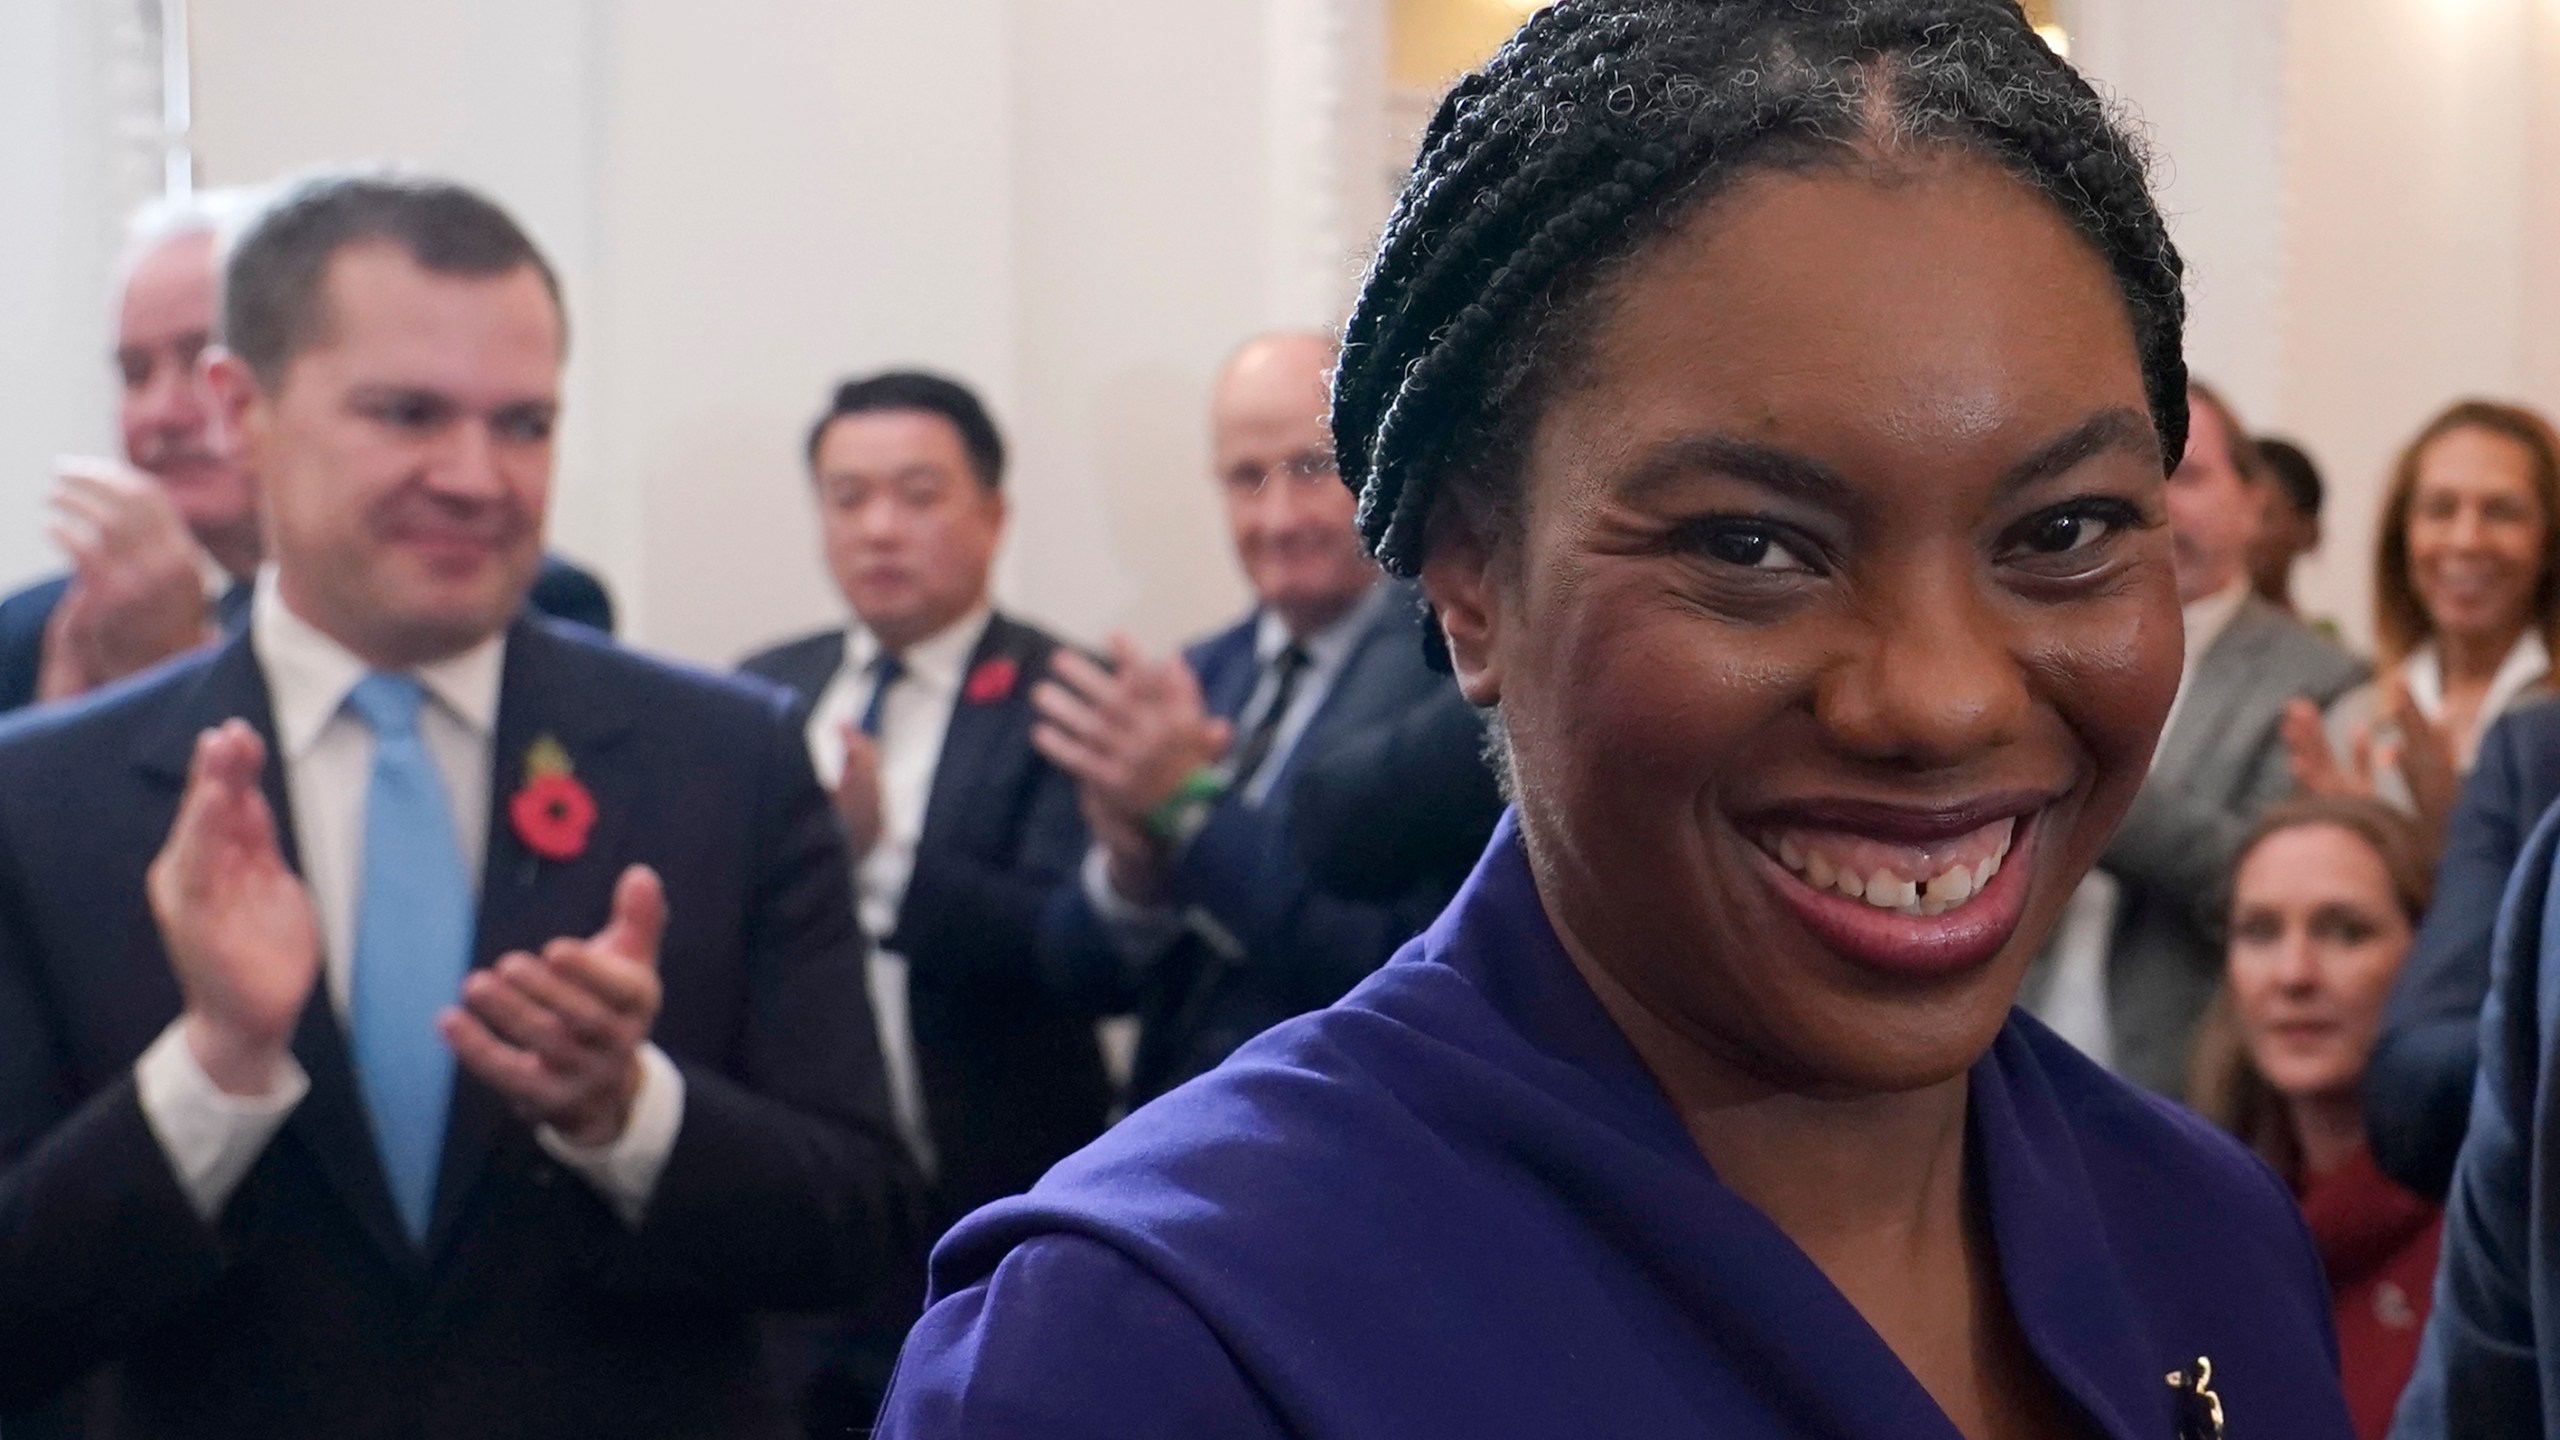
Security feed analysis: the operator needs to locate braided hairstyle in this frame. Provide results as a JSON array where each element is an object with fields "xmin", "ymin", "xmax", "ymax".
[{"xmin": 1334, "ymin": 0, "xmax": 2188, "ymax": 578}]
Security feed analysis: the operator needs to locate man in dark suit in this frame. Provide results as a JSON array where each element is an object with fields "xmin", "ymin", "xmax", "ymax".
[
  {"xmin": 0, "ymin": 171, "xmax": 911, "ymax": 1439},
  {"xmin": 1031, "ymin": 333, "xmax": 1455, "ymax": 1102},
  {"xmin": 741, "ymin": 371, "xmax": 1109, "ymax": 1430},
  {"xmin": 2366, "ymin": 697, "xmax": 2560, "ymax": 1201},
  {"xmin": 0, "ymin": 190, "xmax": 615, "ymax": 717}
]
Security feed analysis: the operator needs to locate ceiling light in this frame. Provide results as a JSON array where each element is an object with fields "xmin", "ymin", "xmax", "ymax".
[{"xmin": 2034, "ymin": 23, "xmax": 2072, "ymax": 59}]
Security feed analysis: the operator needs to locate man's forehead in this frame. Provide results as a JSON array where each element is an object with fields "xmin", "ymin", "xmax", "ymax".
[
  {"xmin": 293, "ymin": 246, "xmax": 562, "ymax": 390},
  {"xmin": 116, "ymin": 232, "xmax": 218, "ymax": 344}
]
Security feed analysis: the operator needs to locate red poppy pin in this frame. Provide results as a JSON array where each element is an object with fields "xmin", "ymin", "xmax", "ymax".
[
  {"xmin": 964, "ymin": 657, "xmax": 1020, "ymax": 705},
  {"xmin": 509, "ymin": 734, "xmax": 596, "ymax": 862}
]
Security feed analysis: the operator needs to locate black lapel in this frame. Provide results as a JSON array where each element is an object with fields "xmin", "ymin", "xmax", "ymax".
[
  {"xmin": 425, "ymin": 620, "xmax": 643, "ymax": 1258},
  {"xmin": 767, "ymin": 630, "xmax": 846, "ymax": 727},
  {"xmin": 909, "ymin": 616, "xmax": 1037, "ymax": 871},
  {"xmin": 133, "ymin": 636, "xmax": 422, "ymax": 1271}
]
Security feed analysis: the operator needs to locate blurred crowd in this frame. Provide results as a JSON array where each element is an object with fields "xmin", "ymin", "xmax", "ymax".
[{"xmin": 0, "ymin": 168, "xmax": 2553, "ymax": 1440}]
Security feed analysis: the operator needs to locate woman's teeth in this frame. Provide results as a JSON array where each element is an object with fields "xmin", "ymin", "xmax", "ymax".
[{"xmin": 1769, "ymin": 819, "xmax": 2016, "ymax": 919}]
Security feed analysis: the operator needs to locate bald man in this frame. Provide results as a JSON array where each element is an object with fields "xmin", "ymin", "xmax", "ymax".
[
  {"xmin": 0, "ymin": 195, "xmax": 619, "ymax": 714},
  {"xmin": 1030, "ymin": 333, "xmax": 1458, "ymax": 1101}
]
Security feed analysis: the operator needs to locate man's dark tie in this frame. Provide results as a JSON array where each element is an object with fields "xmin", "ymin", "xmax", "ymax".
[
  {"xmin": 858, "ymin": 651, "xmax": 906, "ymax": 738},
  {"xmin": 1226, "ymin": 645, "xmax": 1312, "ymax": 793},
  {"xmin": 216, "ymin": 578, "xmax": 254, "ymax": 634}
]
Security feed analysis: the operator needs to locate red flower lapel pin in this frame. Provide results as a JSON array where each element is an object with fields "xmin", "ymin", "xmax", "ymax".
[
  {"xmin": 509, "ymin": 733, "xmax": 596, "ymax": 862},
  {"xmin": 964, "ymin": 657, "xmax": 1020, "ymax": 706}
]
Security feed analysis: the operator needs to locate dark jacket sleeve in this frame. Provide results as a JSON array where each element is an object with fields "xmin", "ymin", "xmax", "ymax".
[
  {"xmin": 891, "ymin": 750, "xmax": 1087, "ymax": 993},
  {"xmin": 0, "ymin": 799, "xmax": 230, "ymax": 1404},
  {"xmin": 2369, "ymin": 706, "xmax": 2560, "ymax": 1200},
  {"xmin": 1288, "ymin": 686, "xmax": 1502, "ymax": 904},
  {"xmin": 1170, "ymin": 798, "xmax": 1443, "ymax": 1012},
  {"xmin": 2389, "ymin": 793, "xmax": 2558, "ymax": 1440},
  {"xmin": 584, "ymin": 706, "xmax": 922, "ymax": 1310},
  {"xmin": 0, "ymin": 579, "xmax": 67, "ymax": 717}
]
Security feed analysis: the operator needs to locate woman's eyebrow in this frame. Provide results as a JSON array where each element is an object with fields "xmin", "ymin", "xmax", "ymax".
[
  {"xmin": 1613, "ymin": 406, "xmax": 2161, "ymax": 508},
  {"xmin": 1614, "ymin": 435, "xmax": 1857, "ymax": 509},
  {"xmin": 1998, "ymin": 407, "xmax": 2160, "ymax": 496}
]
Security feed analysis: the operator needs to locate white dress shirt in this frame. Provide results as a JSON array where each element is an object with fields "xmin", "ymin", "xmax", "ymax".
[
  {"xmin": 1082, "ymin": 580, "xmax": 1391, "ymax": 957},
  {"xmin": 2039, "ymin": 578, "xmax": 2254, "ymax": 1068},
  {"xmin": 2403, "ymin": 630, "xmax": 2552, "ymax": 768},
  {"xmin": 134, "ymin": 571, "xmax": 684, "ymax": 1228},
  {"xmin": 802, "ymin": 606, "xmax": 992, "ymax": 1180}
]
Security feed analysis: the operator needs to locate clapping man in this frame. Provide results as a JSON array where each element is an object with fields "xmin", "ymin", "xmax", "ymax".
[
  {"xmin": 0, "ymin": 192, "xmax": 618, "ymax": 716},
  {"xmin": 0, "ymin": 172, "xmax": 912, "ymax": 1438},
  {"xmin": 1031, "ymin": 332, "xmax": 1456, "ymax": 1101},
  {"xmin": 742, "ymin": 372, "xmax": 1110, "ymax": 1431}
]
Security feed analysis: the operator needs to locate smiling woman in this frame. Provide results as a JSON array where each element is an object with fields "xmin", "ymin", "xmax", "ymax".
[{"xmin": 877, "ymin": 4, "xmax": 2357, "ymax": 1438}]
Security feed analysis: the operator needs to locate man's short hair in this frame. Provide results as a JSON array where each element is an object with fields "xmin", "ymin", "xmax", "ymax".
[
  {"xmin": 2256, "ymin": 436, "xmax": 2324, "ymax": 522},
  {"xmin": 805, "ymin": 371, "xmax": 1006, "ymax": 491},
  {"xmin": 222, "ymin": 170, "xmax": 563, "ymax": 389}
]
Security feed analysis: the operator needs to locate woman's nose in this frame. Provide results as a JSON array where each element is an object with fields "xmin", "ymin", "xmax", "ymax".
[{"xmin": 1815, "ymin": 566, "xmax": 2029, "ymax": 769}]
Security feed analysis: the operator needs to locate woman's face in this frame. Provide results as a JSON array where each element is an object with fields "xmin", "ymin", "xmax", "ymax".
[
  {"xmin": 1427, "ymin": 150, "xmax": 2181, "ymax": 1096},
  {"xmin": 2227, "ymin": 824, "xmax": 2414, "ymax": 1105},
  {"xmin": 2406, "ymin": 425, "xmax": 2547, "ymax": 650}
]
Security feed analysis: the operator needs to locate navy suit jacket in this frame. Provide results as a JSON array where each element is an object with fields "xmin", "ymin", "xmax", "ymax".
[
  {"xmin": 0, "ymin": 619, "xmax": 916, "ymax": 1439},
  {"xmin": 2369, "ymin": 698, "xmax": 2560, "ymax": 1201},
  {"xmin": 884, "ymin": 814, "xmax": 2355, "ymax": 1439},
  {"xmin": 739, "ymin": 614, "xmax": 1110, "ymax": 1221},
  {"xmin": 1040, "ymin": 586, "xmax": 1454, "ymax": 1102},
  {"xmin": 2391, "ymin": 775, "xmax": 2560, "ymax": 1439},
  {"xmin": 0, "ymin": 553, "xmax": 617, "ymax": 717}
]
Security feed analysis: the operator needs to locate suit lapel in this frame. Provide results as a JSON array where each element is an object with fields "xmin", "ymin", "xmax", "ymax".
[
  {"xmin": 134, "ymin": 638, "xmax": 423, "ymax": 1270},
  {"xmin": 911, "ymin": 617, "xmax": 1031, "ymax": 869},
  {"xmin": 2153, "ymin": 601, "xmax": 2280, "ymax": 786},
  {"xmin": 425, "ymin": 622, "xmax": 642, "ymax": 1258}
]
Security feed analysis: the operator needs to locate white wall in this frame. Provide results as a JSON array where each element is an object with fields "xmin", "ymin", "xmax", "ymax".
[
  {"xmin": 2072, "ymin": 0, "xmax": 2560, "ymax": 650},
  {"xmin": 180, "ymin": 0, "xmax": 1337, "ymax": 665},
  {"xmin": 11, "ymin": 1, "xmax": 2553, "ymax": 667},
  {"xmin": 0, "ymin": 0, "xmax": 126, "ymax": 589}
]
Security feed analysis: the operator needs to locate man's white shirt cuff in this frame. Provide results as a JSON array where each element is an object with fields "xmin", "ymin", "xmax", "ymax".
[
  {"xmin": 1080, "ymin": 844, "xmax": 1186, "ymax": 962},
  {"xmin": 537, "ymin": 1042, "xmax": 685, "ymax": 1230},
  {"xmin": 134, "ymin": 1018, "xmax": 311, "ymax": 1222}
]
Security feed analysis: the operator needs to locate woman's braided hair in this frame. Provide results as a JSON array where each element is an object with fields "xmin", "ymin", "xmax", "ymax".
[{"xmin": 1333, "ymin": 0, "xmax": 2189, "ymax": 577}]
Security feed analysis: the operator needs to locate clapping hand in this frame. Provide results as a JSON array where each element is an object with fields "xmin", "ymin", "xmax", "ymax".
[
  {"xmin": 831, "ymin": 723, "xmax": 886, "ymax": 861},
  {"xmin": 2282, "ymin": 681, "xmax": 2458, "ymax": 844},
  {"xmin": 2281, "ymin": 697, "xmax": 2376, "ymax": 800},
  {"xmin": 147, "ymin": 721, "xmax": 322, "ymax": 1097},
  {"xmin": 442, "ymin": 865, "xmax": 666, "ymax": 1148},
  {"xmin": 1031, "ymin": 638, "xmax": 1232, "ymax": 901},
  {"xmin": 40, "ymin": 459, "xmax": 217, "ymax": 702}
]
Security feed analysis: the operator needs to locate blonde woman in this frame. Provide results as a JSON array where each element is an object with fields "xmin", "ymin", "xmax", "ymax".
[{"xmin": 2191, "ymin": 795, "xmax": 2440, "ymax": 1440}]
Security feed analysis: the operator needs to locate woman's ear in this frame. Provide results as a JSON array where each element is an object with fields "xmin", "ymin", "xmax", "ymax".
[{"xmin": 1421, "ymin": 522, "xmax": 1504, "ymax": 707}]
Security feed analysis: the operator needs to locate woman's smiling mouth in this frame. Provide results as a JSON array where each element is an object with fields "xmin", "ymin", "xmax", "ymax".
[{"xmin": 1745, "ymin": 800, "xmax": 2051, "ymax": 980}]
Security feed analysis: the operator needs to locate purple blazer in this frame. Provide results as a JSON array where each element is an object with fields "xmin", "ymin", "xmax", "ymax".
[{"xmin": 880, "ymin": 814, "xmax": 2355, "ymax": 1439}]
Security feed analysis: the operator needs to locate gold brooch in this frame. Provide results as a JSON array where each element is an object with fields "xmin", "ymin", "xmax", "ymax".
[{"xmin": 2167, "ymin": 1356, "xmax": 2225, "ymax": 1440}]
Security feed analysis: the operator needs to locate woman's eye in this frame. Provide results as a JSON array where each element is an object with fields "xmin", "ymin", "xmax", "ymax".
[
  {"xmin": 2022, "ymin": 510, "xmax": 2108, "ymax": 555},
  {"xmin": 2004, "ymin": 499, "xmax": 2146, "ymax": 570},
  {"xmin": 1695, "ymin": 523, "xmax": 1814, "ymax": 574}
]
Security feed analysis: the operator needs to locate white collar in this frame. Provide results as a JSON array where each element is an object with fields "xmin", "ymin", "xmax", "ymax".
[
  {"xmin": 2403, "ymin": 630, "xmax": 2553, "ymax": 723},
  {"xmin": 1252, "ymin": 580, "xmax": 1388, "ymax": 674},
  {"xmin": 250, "ymin": 566, "xmax": 507, "ymax": 759},
  {"xmin": 845, "ymin": 605, "xmax": 994, "ymax": 692}
]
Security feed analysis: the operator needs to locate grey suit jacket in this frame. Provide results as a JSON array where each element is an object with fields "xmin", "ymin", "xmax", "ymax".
[{"xmin": 2025, "ymin": 595, "xmax": 2370, "ymax": 1095}]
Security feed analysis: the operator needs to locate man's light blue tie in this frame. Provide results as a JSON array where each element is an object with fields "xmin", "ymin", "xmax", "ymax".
[{"xmin": 346, "ymin": 673, "xmax": 476, "ymax": 1245}]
